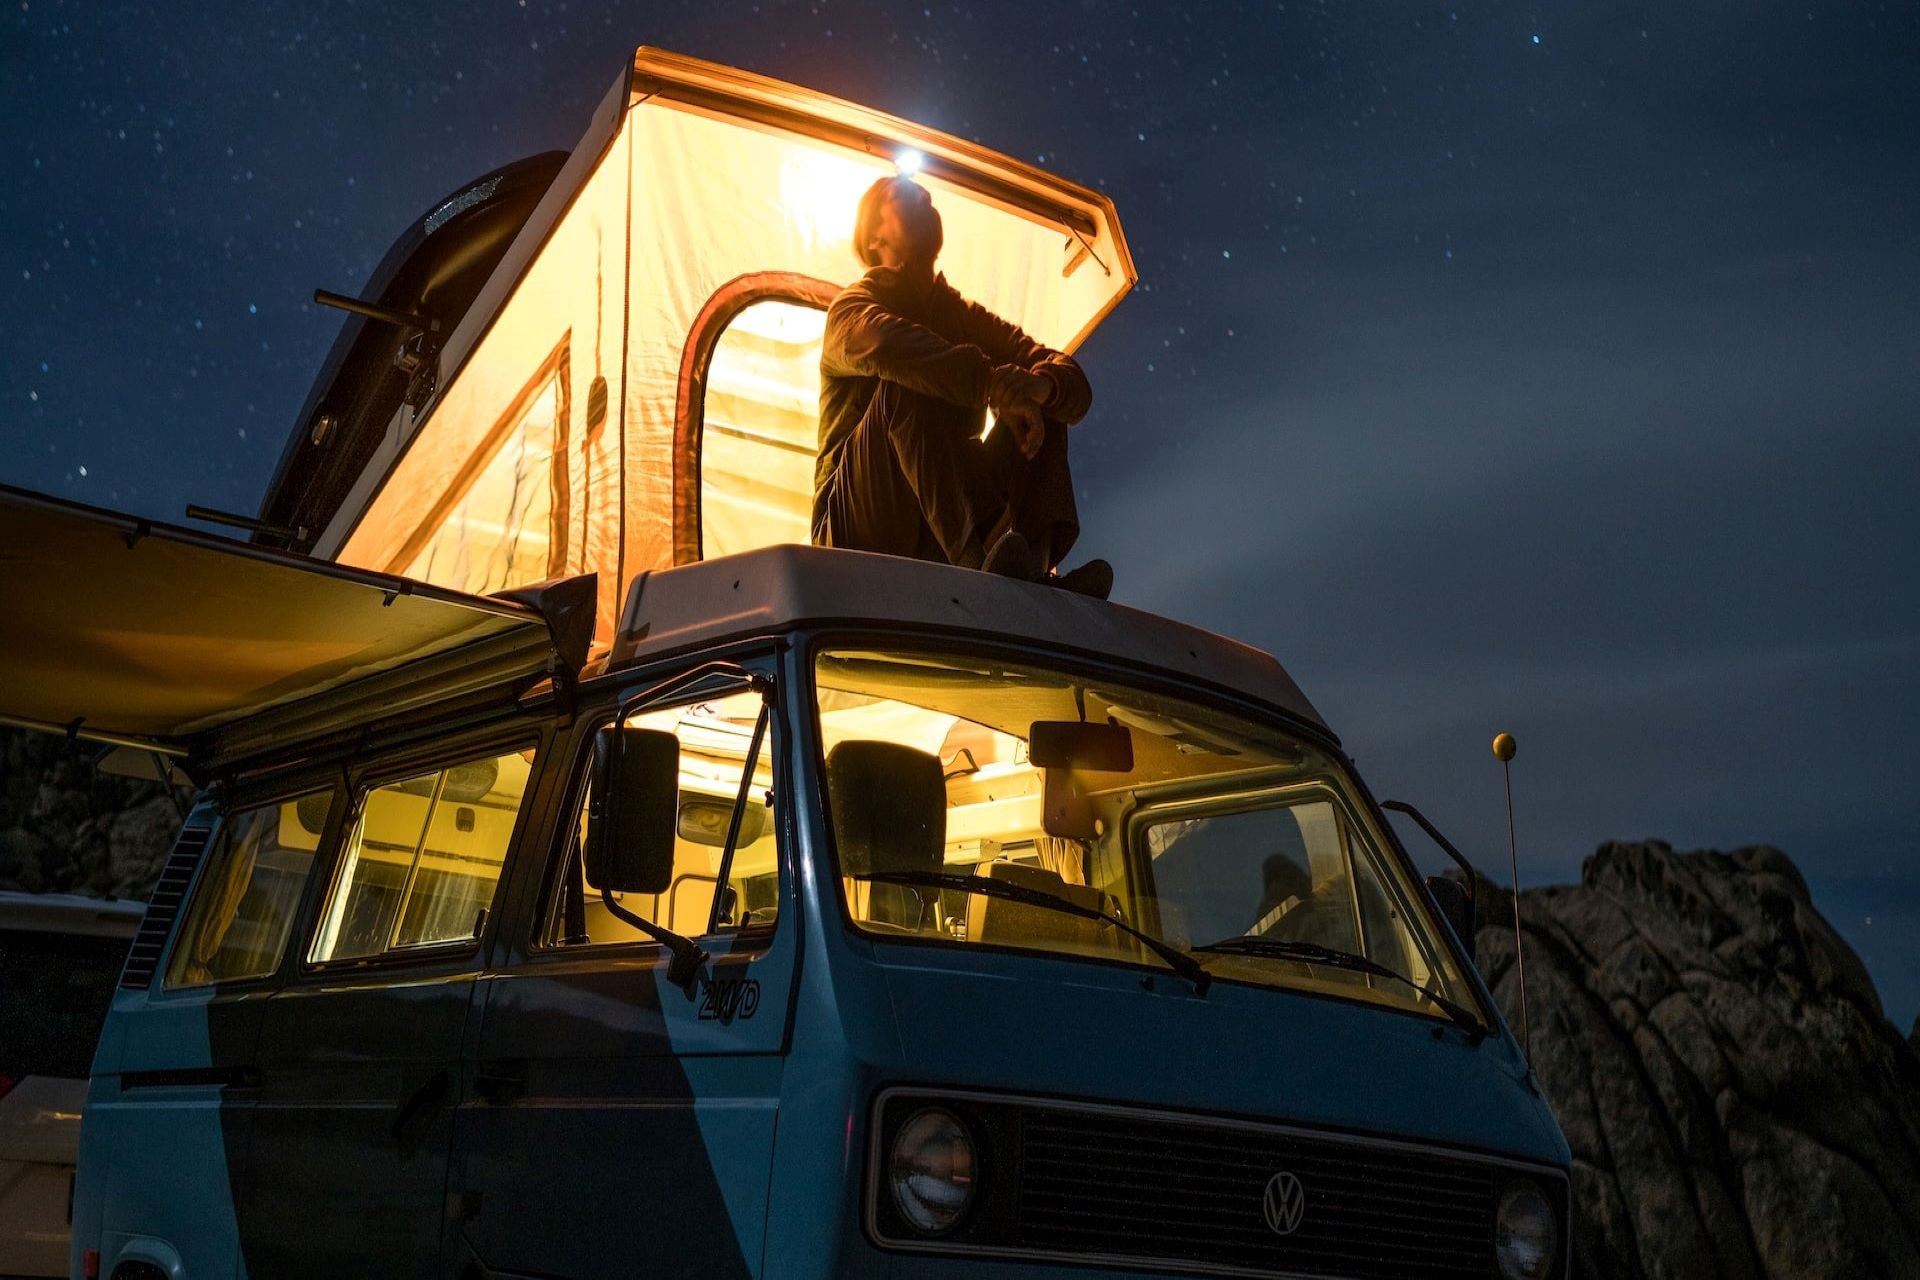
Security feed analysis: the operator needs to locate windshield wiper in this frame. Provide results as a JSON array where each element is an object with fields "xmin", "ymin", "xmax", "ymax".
[
  {"xmin": 1191, "ymin": 937, "xmax": 1485, "ymax": 1038},
  {"xmin": 854, "ymin": 870, "xmax": 1211, "ymax": 996}
]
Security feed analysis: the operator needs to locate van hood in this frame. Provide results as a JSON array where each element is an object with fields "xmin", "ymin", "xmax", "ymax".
[{"xmin": 870, "ymin": 941, "xmax": 1567, "ymax": 1169}]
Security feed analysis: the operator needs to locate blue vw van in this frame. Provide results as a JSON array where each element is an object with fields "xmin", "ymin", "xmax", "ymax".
[{"xmin": 6, "ymin": 481, "xmax": 1570, "ymax": 1280}]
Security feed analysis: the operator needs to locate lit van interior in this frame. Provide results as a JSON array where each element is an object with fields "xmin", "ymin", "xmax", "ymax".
[{"xmin": 815, "ymin": 649, "xmax": 1473, "ymax": 1020}]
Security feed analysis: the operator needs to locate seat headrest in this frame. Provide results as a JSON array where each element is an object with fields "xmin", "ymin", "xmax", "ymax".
[{"xmin": 826, "ymin": 741, "xmax": 946, "ymax": 877}]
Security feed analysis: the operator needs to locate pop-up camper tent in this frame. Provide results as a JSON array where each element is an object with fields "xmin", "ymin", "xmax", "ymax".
[{"xmin": 315, "ymin": 48, "xmax": 1135, "ymax": 644}]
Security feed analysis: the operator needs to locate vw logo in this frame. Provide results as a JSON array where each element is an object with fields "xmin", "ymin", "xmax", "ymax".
[{"xmin": 1261, "ymin": 1170, "xmax": 1306, "ymax": 1236}]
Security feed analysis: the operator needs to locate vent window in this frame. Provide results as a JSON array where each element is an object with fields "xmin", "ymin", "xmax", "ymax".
[{"xmin": 119, "ymin": 826, "xmax": 212, "ymax": 990}]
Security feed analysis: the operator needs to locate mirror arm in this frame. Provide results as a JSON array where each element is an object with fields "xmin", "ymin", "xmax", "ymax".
[
  {"xmin": 1381, "ymin": 799, "xmax": 1478, "ymax": 922},
  {"xmin": 600, "ymin": 889, "xmax": 708, "ymax": 988},
  {"xmin": 707, "ymin": 700, "xmax": 772, "ymax": 933}
]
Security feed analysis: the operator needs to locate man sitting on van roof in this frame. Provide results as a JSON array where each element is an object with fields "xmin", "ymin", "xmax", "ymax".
[{"xmin": 812, "ymin": 175, "xmax": 1112, "ymax": 599}]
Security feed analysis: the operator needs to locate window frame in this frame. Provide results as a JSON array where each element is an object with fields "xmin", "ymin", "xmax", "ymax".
[
  {"xmin": 1125, "ymin": 781, "xmax": 1369, "ymax": 950},
  {"xmin": 156, "ymin": 777, "xmax": 345, "ymax": 996},
  {"xmin": 1123, "ymin": 779, "xmax": 1458, "ymax": 1007},
  {"xmin": 298, "ymin": 727, "xmax": 545, "ymax": 977},
  {"xmin": 803, "ymin": 630, "xmax": 1485, "ymax": 1025},
  {"xmin": 525, "ymin": 658, "xmax": 787, "ymax": 961},
  {"xmin": 385, "ymin": 333, "xmax": 573, "ymax": 585},
  {"xmin": 672, "ymin": 272, "xmax": 838, "ymax": 565}
]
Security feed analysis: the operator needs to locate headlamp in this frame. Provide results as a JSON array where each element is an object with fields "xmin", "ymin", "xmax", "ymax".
[
  {"xmin": 886, "ymin": 1107, "xmax": 977, "ymax": 1234},
  {"xmin": 1494, "ymin": 1177, "xmax": 1558, "ymax": 1279}
]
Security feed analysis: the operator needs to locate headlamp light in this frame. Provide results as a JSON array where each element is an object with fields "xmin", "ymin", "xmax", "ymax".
[
  {"xmin": 1494, "ymin": 1178, "xmax": 1558, "ymax": 1279},
  {"xmin": 887, "ymin": 1107, "xmax": 977, "ymax": 1234}
]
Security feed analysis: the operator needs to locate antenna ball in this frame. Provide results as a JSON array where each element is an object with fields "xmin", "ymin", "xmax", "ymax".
[{"xmin": 1492, "ymin": 732, "xmax": 1517, "ymax": 762}]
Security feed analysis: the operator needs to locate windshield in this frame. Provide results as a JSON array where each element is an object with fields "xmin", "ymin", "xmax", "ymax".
[{"xmin": 814, "ymin": 647, "xmax": 1476, "ymax": 1023}]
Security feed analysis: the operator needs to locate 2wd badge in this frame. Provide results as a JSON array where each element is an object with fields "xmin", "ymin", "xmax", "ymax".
[{"xmin": 698, "ymin": 975, "xmax": 762, "ymax": 1024}]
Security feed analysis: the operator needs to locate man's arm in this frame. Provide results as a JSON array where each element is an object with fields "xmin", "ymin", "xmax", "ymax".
[
  {"xmin": 821, "ymin": 286, "xmax": 992, "ymax": 409},
  {"xmin": 957, "ymin": 298, "xmax": 1092, "ymax": 425}
]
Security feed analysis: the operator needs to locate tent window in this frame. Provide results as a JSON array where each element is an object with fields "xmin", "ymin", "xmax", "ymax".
[
  {"xmin": 697, "ymin": 297, "xmax": 828, "ymax": 560},
  {"xmin": 399, "ymin": 341, "xmax": 570, "ymax": 593},
  {"xmin": 677, "ymin": 274, "xmax": 838, "ymax": 563}
]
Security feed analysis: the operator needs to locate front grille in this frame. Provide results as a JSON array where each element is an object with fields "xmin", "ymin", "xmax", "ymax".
[
  {"xmin": 1013, "ymin": 1106, "xmax": 1495, "ymax": 1278},
  {"xmin": 870, "ymin": 1091, "xmax": 1557, "ymax": 1279},
  {"xmin": 118, "ymin": 826, "xmax": 211, "ymax": 990}
]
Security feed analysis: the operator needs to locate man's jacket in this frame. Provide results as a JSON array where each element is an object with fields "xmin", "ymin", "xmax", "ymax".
[{"xmin": 815, "ymin": 266, "xmax": 1091, "ymax": 517}]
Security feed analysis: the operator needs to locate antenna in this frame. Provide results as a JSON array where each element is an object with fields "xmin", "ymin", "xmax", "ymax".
[{"xmin": 1493, "ymin": 731, "xmax": 1530, "ymax": 1060}]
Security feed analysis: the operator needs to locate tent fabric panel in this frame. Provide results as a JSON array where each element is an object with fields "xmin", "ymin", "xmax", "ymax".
[
  {"xmin": 337, "ymin": 107, "xmax": 633, "ymax": 639},
  {"xmin": 324, "ymin": 50, "xmax": 1134, "ymax": 654},
  {"xmin": 622, "ymin": 99, "xmax": 1121, "ymax": 581},
  {"xmin": 0, "ymin": 486, "xmax": 549, "ymax": 752},
  {"xmin": 626, "ymin": 47, "xmax": 1135, "ymax": 316}
]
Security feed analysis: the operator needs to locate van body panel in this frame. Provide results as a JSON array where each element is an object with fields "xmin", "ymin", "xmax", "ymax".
[
  {"xmin": 755, "ymin": 916, "xmax": 1565, "ymax": 1279},
  {"xmin": 445, "ymin": 657, "xmax": 799, "ymax": 1279},
  {"xmin": 243, "ymin": 968, "xmax": 479, "ymax": 1277},
  {"xmin": 73, "ymin": 805, "xmax": 268, "ymax": 1280},
  {"xmin": 610, "ymin": 547, "xmax": 1329, "ymax": 736},
  {"xmin": 867, "ymin": 942, "xmax": 1562, "ymax": 1166},
  {"xmin": 82, "ymin": 991, "xmax": 258, "ymax": 1280},
  {"xmin": 450, "ymin": 943, "xmax": 793, "ymax": 1277}
]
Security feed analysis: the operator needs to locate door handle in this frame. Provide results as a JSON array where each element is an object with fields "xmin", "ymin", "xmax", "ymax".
[
  {"xmin": 475, "ymin": 1060, "xmax": 527, "ymax": 1105},
  {"xmin": 392, "ymin": 1068, "xmax": 450, "ymax": 1150}
]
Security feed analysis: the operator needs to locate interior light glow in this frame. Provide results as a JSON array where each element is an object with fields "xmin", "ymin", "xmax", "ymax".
[
  {"xmin": 780, "ymin": 146, "xmax": 890, "ymax": 252},
  {"xmin": 894, "ymin": 148, "xmax": 925, "ymax": 176}
]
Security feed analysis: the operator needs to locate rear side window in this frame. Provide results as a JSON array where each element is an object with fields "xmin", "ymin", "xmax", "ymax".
[
  {"xmin": 165, "ymin": 790, "xmax": 331, "ymax": 988},
  {"xmin": 309, "ymin": 747, "xmax": 533, "ymax": 963},
  {"xmin": 0, "ymin": 928, "xmax": 130, "ymax": 1079}
]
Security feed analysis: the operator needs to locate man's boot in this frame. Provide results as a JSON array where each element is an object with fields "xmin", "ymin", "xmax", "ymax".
[
  {"xmin": 1049, "ymin": 558, "xmax": 1113, "ymax": 600},
  {"xmin": 980, "ymin": 529, "xmax": 1039, "ymax": 581}
]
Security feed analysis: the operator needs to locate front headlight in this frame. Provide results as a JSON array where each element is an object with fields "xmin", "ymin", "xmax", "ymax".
[
  {"xmin": 887, "ymin": 1107, "xmax": 977, "ymax": 1234},
  {"xmin": 1495, "ymin": 1178, "xmax": 1558, "ymax": 1278}
]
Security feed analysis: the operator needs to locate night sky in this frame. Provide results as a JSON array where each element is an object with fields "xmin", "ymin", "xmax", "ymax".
[{"xmin": 4, "ymin": 2, "xmax": 1917, "ymax": 1027}]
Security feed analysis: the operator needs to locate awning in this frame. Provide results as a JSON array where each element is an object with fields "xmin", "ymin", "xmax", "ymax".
[{"xmin": 0, "ymin": 484, "xmax": 562, "ymax": 770}]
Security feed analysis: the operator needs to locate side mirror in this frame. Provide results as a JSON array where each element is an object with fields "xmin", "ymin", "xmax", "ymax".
[
  {"xmin": 1424, "ymin": 875, "xmax": 1476, "ymax": 961},
  {"xmin": 1029, "ymin": 720, "xmax": 1133, "ymax": 772},
  {"xmin": 585, "ymin": 726, "xmax": 680, "ymax": 895}
]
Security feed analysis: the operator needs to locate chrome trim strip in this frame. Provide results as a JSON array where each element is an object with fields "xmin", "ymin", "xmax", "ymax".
[{"xmin": 865, "ymin": 1084, "xmax": 1572, "ymax": 1280}]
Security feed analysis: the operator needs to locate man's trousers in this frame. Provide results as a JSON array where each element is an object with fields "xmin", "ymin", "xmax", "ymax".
[{"xmin": 813, "ymin": 381, "xmax": 1080, "ymax": 569}]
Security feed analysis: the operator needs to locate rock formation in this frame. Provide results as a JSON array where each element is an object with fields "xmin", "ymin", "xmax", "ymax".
[
  {"xmin": 0, "ymin": 728, "xmax": 183, "ymax": 900},
  {"xmin": 1472, "ymin": 841, "xmax": 1920, "ymax": 1278}
]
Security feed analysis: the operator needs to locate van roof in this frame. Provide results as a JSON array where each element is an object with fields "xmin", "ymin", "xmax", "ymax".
[{"xmin": 607, "ymin": 545, "xmax": 1330, "ymax": 736}]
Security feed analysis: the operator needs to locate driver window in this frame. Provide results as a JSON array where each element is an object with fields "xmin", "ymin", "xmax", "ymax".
[{"xmin": 541, "ymin": 686, "xmax": 778, "ymax": 948}]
